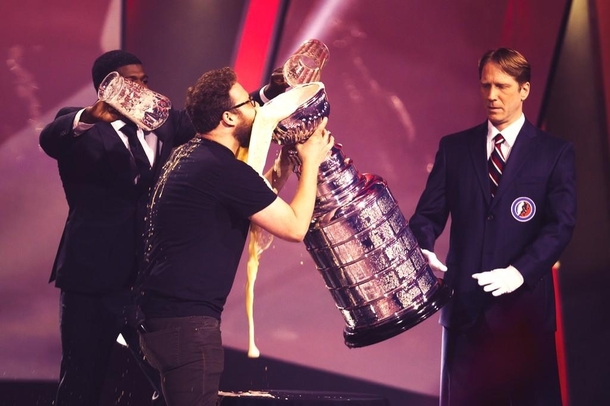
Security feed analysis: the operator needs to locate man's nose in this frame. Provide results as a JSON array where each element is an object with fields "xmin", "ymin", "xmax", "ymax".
[{"xmin": 487, "ymin": 87, "xmax": 498, "ymax": 100}]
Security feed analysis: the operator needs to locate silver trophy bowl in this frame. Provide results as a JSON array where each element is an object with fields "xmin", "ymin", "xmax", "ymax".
[{"xmin": 271, "ymin": 82, "xmax": 330, "ymax": 146}]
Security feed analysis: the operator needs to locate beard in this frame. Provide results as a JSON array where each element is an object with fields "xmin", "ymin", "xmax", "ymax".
[{"xmin": 234, "ymin": 116, "xmax": 254, "ymax": 148}]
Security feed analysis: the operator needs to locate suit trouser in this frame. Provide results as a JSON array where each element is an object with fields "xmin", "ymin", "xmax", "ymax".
[
  {"xmin": 140, "ymin": 315, "xmax": 224, "ymax": 406},
  {"xmin": 440, "ymin": 317, "xmax": 562, "ymax": 406},
  {"xmin": 55, "ymin": 290, "xmax": 163, "ymax": 406}
]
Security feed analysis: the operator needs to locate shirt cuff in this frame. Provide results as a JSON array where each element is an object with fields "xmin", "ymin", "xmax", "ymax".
[
  {"xmin": 72, "ymin": 108, "xmax": 95, "ymax": 136},
  {"xmin": 259, "ymin": 86, "xmax": 271, "ymax": 104}
]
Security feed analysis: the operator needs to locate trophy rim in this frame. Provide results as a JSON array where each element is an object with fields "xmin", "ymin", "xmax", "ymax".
[
  {"xmin": 271, "ymin": 82, "xmax": 330, "ymax": 145},
  {"xmin": 97, "ymin": 71, "xmax": 122, "ymax": 101}
]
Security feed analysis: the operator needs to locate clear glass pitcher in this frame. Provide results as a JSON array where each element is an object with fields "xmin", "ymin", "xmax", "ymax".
[
  {"xmin": 97, "ymin": 71, "xmax": 172, "ymax": 131},
  {"xmin": 282, "ymin": 39, "xmax": 330, "ymax": 87}
]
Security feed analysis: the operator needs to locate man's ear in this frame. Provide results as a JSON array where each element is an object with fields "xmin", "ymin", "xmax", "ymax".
[
  {"xmin": 520, "ymin": 82, "xmax": 530, "ymax": 101},
  {"xmin": 221, "ymin": 111, "xmax": 236, "ymax": 127}
]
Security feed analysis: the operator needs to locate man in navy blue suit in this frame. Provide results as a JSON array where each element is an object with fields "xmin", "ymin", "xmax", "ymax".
[
  {"xmin": 39, "ymin": 50, "xmax": 286, "ymax": 406},
  {"xmin": 409, "ymin": 48, "xmax": 576, "ymax": 405}
]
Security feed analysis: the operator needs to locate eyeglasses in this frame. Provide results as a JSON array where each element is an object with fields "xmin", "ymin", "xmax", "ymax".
[{"xmin": 229, "ymin": 96, "xmax": 256, "ymax": 110}]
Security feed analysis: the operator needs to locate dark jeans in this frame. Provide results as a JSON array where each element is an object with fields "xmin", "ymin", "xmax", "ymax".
[
  {"xmin": 56, "ymin": 290, "xmax": 164, "ymax": 406},
  {"xmin": 440, "ymin": 318, "xmax": 562, "ymax": 406},
  {"xmin": 140, "ymin": 316, "xmax": 224, "ymax": 406}
]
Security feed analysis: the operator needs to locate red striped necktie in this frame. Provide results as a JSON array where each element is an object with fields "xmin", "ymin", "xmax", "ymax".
[{"xmin": 488, "ymin": 133, "xmax": 505, "ymax": 198}]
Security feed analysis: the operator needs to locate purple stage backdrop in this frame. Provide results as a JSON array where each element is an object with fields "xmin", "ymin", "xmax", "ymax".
[{"xmin": 0, "ymin": 0, "xmax": 570, "ymax": 399}]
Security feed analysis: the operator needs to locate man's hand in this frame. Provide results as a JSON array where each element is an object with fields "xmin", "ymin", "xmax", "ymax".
[
  {"xmin": 421, "ymin": 249, "xmax": 447, "ymax": 273},
  {"xmin": 80, "ymin": 100, "xmax": 124, "ymax": 124},
  {"xmin": 276, "ymin": 144, "xmax": 296, "ymax": 173},
  {"xmin": 295, "ymin": 118, "xmax": 333, "ymax": 169},
  {"xmin": 262, "ymin": 66, "xmax": 289, "ymax": 100},
  {"xmin": 268, "ymin": 145, "xmax": 297, "ymax": 193},
  {"xmin": 472, "ymin": 266, "xmax": 524, "ymax": 296}
]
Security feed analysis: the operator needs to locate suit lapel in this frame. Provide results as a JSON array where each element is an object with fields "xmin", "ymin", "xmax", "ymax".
[
  {"xmin": 97, "ymin": 122, "xmax": 138, "ymax": 183},
  {"xmin": 151, "ymin": 137, "xmax": 164, "ymax": 180},
  {"xmin": 491, "ymin": 119, "xmax": 539, "ymax": 206},
  {"xmin": 468, "ymin": 123, "xmax": 492, "ymax": 206},
  {"xmin": 152, "ymin": 122, "xmax": 175, "ymax": 181}
]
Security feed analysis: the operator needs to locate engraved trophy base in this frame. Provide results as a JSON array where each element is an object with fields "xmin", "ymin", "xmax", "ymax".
[{"xmin": 343, "ymin": 278, "xmax": 452, "ymax": 348}]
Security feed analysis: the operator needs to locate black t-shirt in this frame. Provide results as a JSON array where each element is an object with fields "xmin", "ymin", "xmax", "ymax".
[{"xmin": 140, "ymin": 137, "xmax": 277, "ymax": 319}]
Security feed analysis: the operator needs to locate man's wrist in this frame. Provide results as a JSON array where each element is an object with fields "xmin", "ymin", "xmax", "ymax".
[
  {"xmin": 72, "ymin": 108, "xmax": 94, "ymax": 136},
  {"xmin": 259, "ymin": 87, "xmax": 272, "ymax": 104}
]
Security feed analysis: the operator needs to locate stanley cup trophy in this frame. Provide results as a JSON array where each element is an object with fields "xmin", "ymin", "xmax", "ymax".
[{"xmin": 267, "ymin": 81, "xmax": 452, "ymax": 348}]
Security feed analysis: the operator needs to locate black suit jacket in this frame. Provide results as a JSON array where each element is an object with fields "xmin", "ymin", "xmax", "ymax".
[
  {"xmin": 39, "ymin": 107, "xmax": 195, "ymax": 293},
  {"xmin": 409, "ymin": 119, "xmax": 576, "ymax": 332}
]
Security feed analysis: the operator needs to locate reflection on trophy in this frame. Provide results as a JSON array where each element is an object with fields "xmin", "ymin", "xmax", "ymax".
[
  {"xmin": 98, "ymin": 71, "xmax": 172, "ymax": 131},
  {"xmin": 267, "ymin": 82, "xmax": 452, "ymax": 348}
]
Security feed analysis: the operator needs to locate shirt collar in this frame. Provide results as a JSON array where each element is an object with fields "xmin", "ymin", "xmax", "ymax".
[
  {"xmin": 486, "ymin": 113, "xmax": 525, "ymax": 148},
  {"xmin": 112, "ymin": 119, "xmax": 129, "ymax": 132},
  {"xmin": 112, "ymin": 120, "xmax": 152, "ymax": 135}
]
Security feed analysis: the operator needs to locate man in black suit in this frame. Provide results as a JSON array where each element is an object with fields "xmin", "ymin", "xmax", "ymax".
[
  {"xmin": 39, "ymin": 50, "xmax": 286, "ymax": 406},
  {"xmin": 409, "ymin": 48, "xmax": 576, "ymax": 405}
]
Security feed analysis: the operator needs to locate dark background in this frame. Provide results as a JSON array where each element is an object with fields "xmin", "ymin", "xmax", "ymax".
[{"xmin": 1, "ymin": 0, "xmax": 608, "ymax": 405}]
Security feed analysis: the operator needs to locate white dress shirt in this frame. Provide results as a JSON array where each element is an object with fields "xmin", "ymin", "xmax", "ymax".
[
  {"xmin": 486, "ymin": 113, "xmax": 525, "ymax": 161},
  {"xmin": 72, "ymin": 108, "xmax": 158, "ymax": 166}
]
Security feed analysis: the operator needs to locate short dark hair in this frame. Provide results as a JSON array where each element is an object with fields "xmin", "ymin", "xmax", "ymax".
[
  {"xmin": 91, "ymin": 50, "xmax": 142, "ymax": 91},
  {"xmin": 478, "ymin": 48, "xmax": 531, "ymax": 85},
  {"xmin": 185, "ymin": 67, "xmax": 237, "ymax": 134}
]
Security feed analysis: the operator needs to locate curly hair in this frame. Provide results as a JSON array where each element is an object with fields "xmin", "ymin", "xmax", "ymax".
[
  {"xmin": 478, "ymin": 48, "xmax": 531, "ymax": 86},
  {"xmin": 91, "ymin": 50, "xmax": 142, "ymax": 91},
  {"xmin": 185, "ymin": 67, "xmax": 237, "ymax": 134}
]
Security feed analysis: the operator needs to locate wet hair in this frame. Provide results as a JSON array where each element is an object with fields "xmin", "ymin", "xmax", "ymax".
[
  {"xmin": 185, "ymin": 67, "xmax": 237, "ymax": 134},
  {"xmin": 478, "ymin": 48, "xmax": 531, "ymax": 86},
  {"xmin": 91, "ymin": 50, "xmax": 142, "ymax": 91}
]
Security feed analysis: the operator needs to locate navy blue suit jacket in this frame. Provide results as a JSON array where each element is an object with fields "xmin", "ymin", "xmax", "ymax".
[
  {"xmin": 39, "ymin": 107, "xmax": 195, "ymax": 293},
  {"xmin": 409, "ymin": 119, "xmax": 576, "ymax": 332}
]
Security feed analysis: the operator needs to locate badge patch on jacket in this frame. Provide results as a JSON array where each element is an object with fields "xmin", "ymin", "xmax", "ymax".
[{"xmin": 511, "ymin": 197, "xmax": 536, "ymax": 222}]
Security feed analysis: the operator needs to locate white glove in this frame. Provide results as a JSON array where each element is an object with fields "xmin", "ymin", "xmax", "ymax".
[
  {"xmin": 421, "ymin": 249, "xmax": 447, "ymax": 272},
  {"xmin": 472, "ymin": 266, "xmax": 524, "ymax": 296}
]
